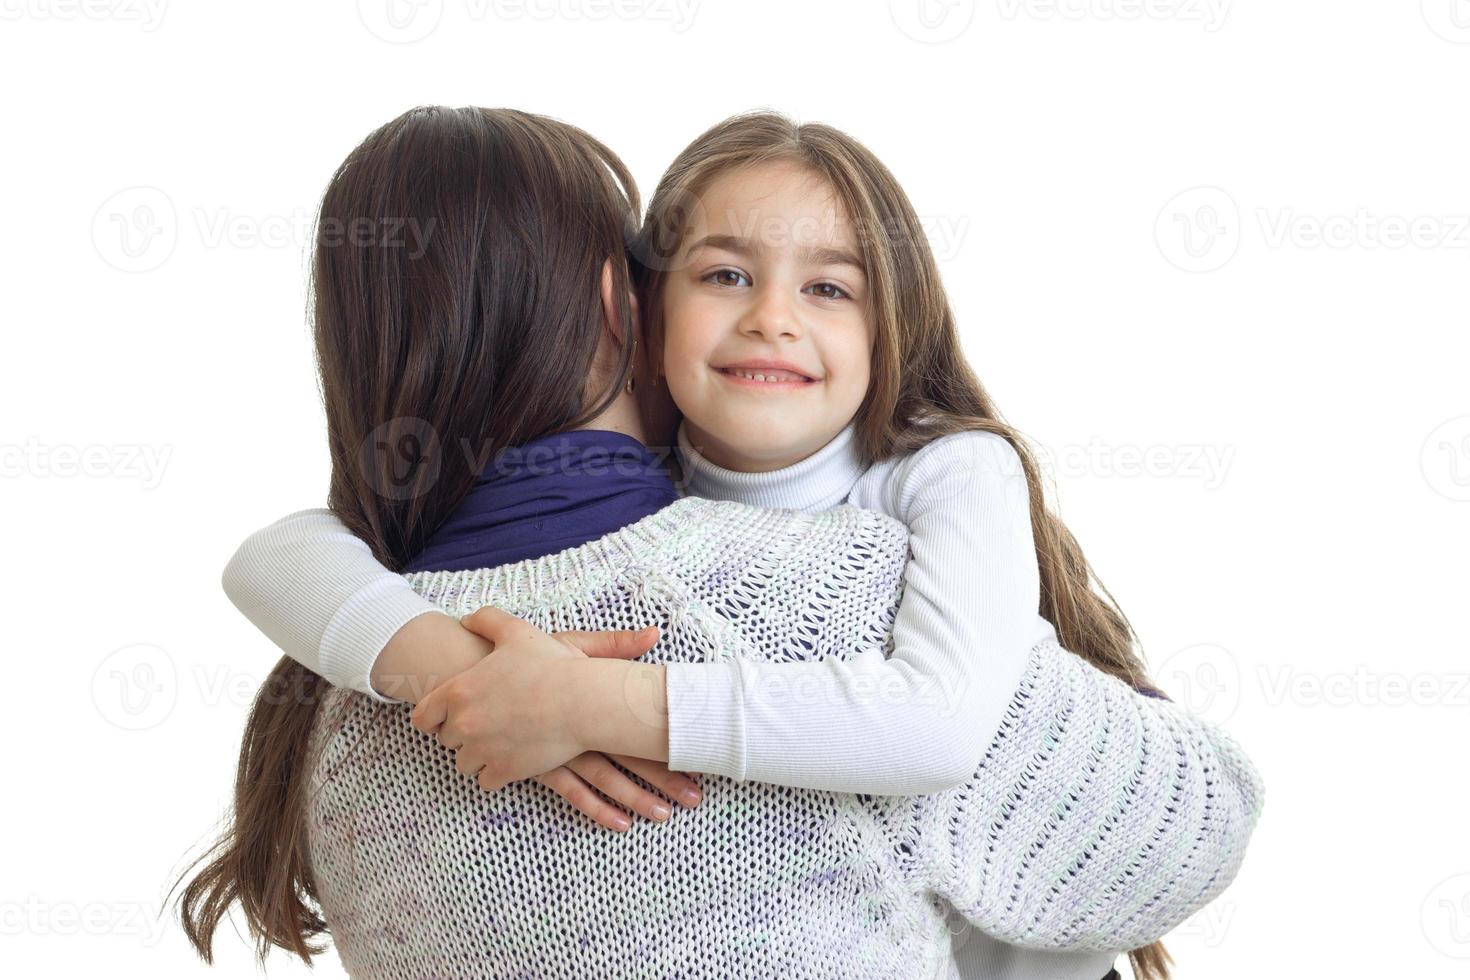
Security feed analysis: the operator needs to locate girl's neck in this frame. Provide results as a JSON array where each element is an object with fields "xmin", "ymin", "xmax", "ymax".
[{"xmin": 676, "ymin": 420, "xmax": 866, "ymax": 514}]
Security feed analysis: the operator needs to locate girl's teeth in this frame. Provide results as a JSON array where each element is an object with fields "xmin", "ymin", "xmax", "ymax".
[{"xmin": 730, "ymin": 369, "xmax": 803, "ymax": 382}]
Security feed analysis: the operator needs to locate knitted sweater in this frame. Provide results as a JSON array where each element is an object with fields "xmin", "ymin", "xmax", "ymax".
[{"xmin": 305, "ymin": 496, "xmax": 1263, "ymax": 979}]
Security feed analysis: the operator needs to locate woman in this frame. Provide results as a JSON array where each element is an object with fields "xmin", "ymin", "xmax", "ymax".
[{"xmin": 178, "ymin": 106, "xmax": 1261, "ymax": 979}]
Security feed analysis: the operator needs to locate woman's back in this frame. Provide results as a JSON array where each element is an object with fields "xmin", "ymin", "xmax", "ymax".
[
  {"xmin": 304, "ymin": 494, "xmax": 1263, "ymax": 979},
  {"xmin": 305, "ymin": 496, "xmax": 959, "ymax": 979}
]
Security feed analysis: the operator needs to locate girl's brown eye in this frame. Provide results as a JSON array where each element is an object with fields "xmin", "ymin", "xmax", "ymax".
[
  {"xmin": 808, "ymin": 282, "xmax": 849, "ymax": 301},
  {"xmin": 706, "ymin": 268, "xmax": 750, "ymax": 288}
]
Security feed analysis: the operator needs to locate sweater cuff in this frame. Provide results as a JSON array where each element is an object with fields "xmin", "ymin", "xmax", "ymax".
[
  {"xmin": 664, "ymin": 661, "xmax": 748, "ymax": 780},
  {"xmin": 319, "ymin": 576, "xmax": 440, "ymax": 702}
]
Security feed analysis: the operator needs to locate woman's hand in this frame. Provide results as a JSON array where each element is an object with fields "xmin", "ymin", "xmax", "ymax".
[
  {"xmin": 409, "ymin": 606, "xmax": 660, "ymax": 794},
  {"xmin": 534, "ymin": 754, "xmax": 703, "ymax": 832}
]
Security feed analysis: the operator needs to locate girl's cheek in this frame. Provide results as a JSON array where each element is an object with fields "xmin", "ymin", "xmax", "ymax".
[
  {"xmin": 660, "ymin": 298, "xmax": 697, "ymax": 352},
  {"xmin": 664, "ymin": 314, "xmax": 718, "ymax": 373}
]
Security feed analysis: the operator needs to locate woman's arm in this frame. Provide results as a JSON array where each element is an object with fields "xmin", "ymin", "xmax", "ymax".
[
  {"xmin": 927, "ymin": 637, "xmax": 1265, "ymax": 951},
  {"xmin": 655, "ymin": 432, "xmax": 1044, "ymax": 794}
]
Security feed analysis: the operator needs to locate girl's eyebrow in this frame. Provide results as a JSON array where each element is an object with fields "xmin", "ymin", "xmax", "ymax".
[
  {"xmin": 796, "ymin": 245, "xmax": 866, "ymax": 275},
  {"xmin": 683, "ymin": 233, "xmax": 751, "ymax": 258},
  {"xmin": 684, "ymin": 234, "xmax": 865, "ymax": 275}
]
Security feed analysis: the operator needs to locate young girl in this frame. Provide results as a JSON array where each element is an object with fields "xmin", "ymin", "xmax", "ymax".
[{"xmin": 222, "ymin": 112, "xmax": 1212, "ymax": 980}]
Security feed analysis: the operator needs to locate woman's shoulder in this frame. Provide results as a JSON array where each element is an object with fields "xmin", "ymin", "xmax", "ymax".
[
  {"xmin": 680, "ymin": 494, "xmax": 910, "ymax": 558},
  {"xmin": 650, "ymin": 499, "xmax": 911, "ymax": 613},
  {"xmin": 405, "ymin": 495, "xmax": 910, "ymax": 613}
]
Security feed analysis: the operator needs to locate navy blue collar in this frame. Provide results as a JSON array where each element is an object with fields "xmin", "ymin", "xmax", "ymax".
[{"xmin": 403, "ymin": 429, "xmax": 679, "ymax": 573}]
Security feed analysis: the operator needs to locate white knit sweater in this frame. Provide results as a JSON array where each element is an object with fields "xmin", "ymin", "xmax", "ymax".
[{"xmin": 305, "ymin": 496, "xmax": 1263, "ymax": 979}]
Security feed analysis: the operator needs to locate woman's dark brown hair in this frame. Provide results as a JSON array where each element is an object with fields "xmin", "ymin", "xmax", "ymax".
[
  {"xmin": 633, "ymin": 110, "xmax": 1173, "ymax": 980},
  {"xmin": 173, "ymin": 105, "xmax": 641, "ymax": 962}
]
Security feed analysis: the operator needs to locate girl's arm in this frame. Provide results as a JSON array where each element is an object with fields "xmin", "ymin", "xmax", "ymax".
[
  {"xmin": 223, "ymin": 509, "xmax": 694, "ymax": 832},
  {"xmin": 658, "ymin": 432, "xmax": 1044, "ymax": 794},
  {"xmin": 221, "ymin": 509, "xmax": 448, "ymax": 700},
  {"xmin": 925, "ymin": 636, "xmax": 1265, "ymax": 951},
  {"xmin": 230, "ymin": 433, "xmax": 1050, "ymax": 795}
]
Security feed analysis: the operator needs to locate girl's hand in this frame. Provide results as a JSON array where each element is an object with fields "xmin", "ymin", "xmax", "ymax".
[
  {"xmin": 410, "ymin": 606, "xmax": 660, "ymax": 792},
  {"xmin": 534, "ymin": 753, "xmax": 704, "ymax": 832}
]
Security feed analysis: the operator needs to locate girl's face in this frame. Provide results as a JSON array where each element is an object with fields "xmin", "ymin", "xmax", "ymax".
[{"xmin": 660, "ymin": 161, "xmax": 875, "ymax": 473}]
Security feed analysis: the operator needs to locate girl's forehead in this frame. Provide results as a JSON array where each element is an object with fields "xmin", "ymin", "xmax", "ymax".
[{"xmin": 693, "ymin": 162, "xmax": 858, "ymax": 252}]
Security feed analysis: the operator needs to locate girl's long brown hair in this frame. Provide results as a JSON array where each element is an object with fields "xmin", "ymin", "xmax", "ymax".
[
  {"xmin": 633, "ymin": 110, "xmax": 1173, "ymax": 980},
  {"xmin": 173, "ymin": 105, "xmax": 641, "ymax": 963}
]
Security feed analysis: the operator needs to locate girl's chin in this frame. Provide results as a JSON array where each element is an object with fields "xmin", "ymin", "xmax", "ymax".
[
  {"xmin": 687, "ymin": 411, "xmax": 833, "ymax": 469},
  {"xmin": 717, "ymin": 432, "xmax": 824, "ymax": 472}
]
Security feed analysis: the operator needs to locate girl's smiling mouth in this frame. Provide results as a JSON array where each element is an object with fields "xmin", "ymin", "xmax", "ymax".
[{"xmin": 713, "ymin": 359, "xmax": 819, "ymax": 387}]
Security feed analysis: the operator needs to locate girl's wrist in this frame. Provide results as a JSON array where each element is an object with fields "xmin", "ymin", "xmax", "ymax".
[
  {"xmin": 370, "ymin": 611, "xmax": 491, "ymax": 702},
  {"xmin": 559, "ymin": 658, "xmax": 669, "ymax": 762}
]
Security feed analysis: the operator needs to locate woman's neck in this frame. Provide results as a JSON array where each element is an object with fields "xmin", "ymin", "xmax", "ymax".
[{"xmin": 574, "ymin": 387, "xmax": 648, "ymax": 445}]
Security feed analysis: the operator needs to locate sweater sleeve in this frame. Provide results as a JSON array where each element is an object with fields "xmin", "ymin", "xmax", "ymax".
[
  {"xmin": 928, "ymin": 636, "xmax": 1265, "ymax": 951},
  {"xmin": 665, "ymin": 432, "xmax": 1044, "ymax": 795},
  {"xmin": 221, "ymin": 509, "xmax": 438, "ymax": 700}
]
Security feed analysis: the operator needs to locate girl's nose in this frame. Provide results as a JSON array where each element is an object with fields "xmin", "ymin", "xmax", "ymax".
[{"xmin": 740, "ymin": 291, "xmax": 802, "ymax": 342}]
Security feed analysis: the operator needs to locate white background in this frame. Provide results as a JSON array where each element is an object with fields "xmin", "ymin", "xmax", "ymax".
[{"xmin": 2, "ymin": 1, "xmax": 1467, "ymax": 977}]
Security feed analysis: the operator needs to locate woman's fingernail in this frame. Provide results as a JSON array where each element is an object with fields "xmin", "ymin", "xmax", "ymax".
[
  {"xmin": 651, "ymin": 803, "xmax": 671, "ymax": 820},
  {"xmin": 612, "ymin": 815, "xmax": 631, "ymax": 831},
  {"xmin": 680, "ymin": 788, "xmax": 701, "ymax": 806}
]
